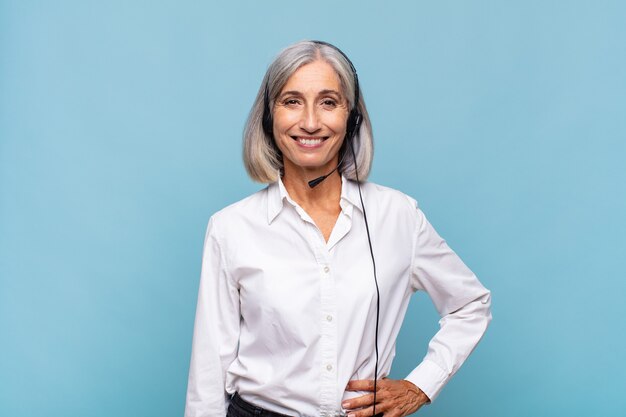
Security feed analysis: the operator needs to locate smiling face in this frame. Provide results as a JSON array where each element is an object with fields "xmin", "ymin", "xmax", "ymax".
[{"xmin": 272, "ymin": 60, "xmax": 349, "ymax": 179}]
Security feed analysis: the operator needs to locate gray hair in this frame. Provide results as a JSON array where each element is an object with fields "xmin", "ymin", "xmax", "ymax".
[{"xmin": 243, "ymin": 40, "xmax": 374, "ymax": 183}]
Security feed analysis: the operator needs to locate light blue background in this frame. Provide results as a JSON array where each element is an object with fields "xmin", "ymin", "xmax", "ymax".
[{"xmin": 1, "ymin": 1, "xmax": 625, "ymax": 416}]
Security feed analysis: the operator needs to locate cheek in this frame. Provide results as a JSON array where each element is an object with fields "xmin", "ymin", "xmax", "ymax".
[
  {"xmin": 321, "ymin": 111, "xmax": 348, "ymax": 133},
  {"xmin": 327, "ymin": 119, "xmax": 347, "ymax": 137},
  {"xmin": 273, "ymin": 109, "xmax": 299, "ymax": 132}
]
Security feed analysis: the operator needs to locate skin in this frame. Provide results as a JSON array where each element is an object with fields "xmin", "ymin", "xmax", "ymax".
[
  {"xmin": 272, "ymin": 59, "xmax": 431, "ymax": 415},
  {"xmin": 344, "ymin": 379, "xmax": 430, "ymax": 417}
]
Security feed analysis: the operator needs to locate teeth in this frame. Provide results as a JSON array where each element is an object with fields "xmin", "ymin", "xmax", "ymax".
[{"xmin": 298, "ymin": 138, "xmax": 323, "ymax": 145}]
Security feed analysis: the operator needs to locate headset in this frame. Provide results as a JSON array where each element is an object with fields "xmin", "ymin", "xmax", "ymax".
[
  {"xmin": 262, "ymin": 40, "xmax": 363, "ymax": 189},
  {"xmin": 262, "ymin": 40, "xmax": 381, "ymax": 416}
]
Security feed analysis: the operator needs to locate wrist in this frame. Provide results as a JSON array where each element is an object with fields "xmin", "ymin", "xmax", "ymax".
[{"xmin": 402, "ymin": 379, "xmax": 431, "ymax": 404}]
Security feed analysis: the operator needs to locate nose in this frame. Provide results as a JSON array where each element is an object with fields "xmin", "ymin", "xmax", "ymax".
[{"xmin": 299, "ymin": 104, "xmax": 321, "ymax": 133}]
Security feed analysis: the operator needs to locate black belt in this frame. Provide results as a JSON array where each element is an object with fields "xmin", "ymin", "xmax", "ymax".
[
  {"xmin": 228, "ymin": 392, "xmax": 383, "ymax": 417},
  {"xmin": 229, "ymin": 392, "xmax": 293, "ymax": 417}
]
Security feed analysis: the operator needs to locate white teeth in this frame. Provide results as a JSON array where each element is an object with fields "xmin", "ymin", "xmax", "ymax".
[{"xmin": 298, "ymin": 138, "xmax": 323, "ymax": 145}]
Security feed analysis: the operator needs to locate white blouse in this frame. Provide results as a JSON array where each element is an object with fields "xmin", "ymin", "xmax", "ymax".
[{"xmin": 184, "ymin": 176, "xmax": 492, "ymax": 417}]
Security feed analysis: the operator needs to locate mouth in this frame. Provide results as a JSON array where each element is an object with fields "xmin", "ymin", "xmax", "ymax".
[{"xmin": 291, "ymin": 136, "xmax": 328, "ymax": 147}]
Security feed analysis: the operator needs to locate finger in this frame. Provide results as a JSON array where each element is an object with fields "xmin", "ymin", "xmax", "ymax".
[
  {"xmin": 345, "ymin": 379, "xmax": 377, "ymax": 391},
  {"xmin": 347, "ymin": 401, "xmax": 389, "ymax": 417},
  {"xmin": 341, "ymin": 393, "xmax": 375, "ymax": 410}
]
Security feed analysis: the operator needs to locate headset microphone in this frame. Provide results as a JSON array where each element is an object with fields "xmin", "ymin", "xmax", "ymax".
[
  {"xmin": 308, "ymin": 152, "xmax": 348, "ymax": 188},
  {"xmin": 308, "ymin": 168, "xmax": 337, "ymax": 188}
]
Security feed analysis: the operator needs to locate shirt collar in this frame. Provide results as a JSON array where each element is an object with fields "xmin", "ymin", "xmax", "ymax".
[
  {"xmin": 266, "ymin": 178, "xmax": 285, "ymax": 224},
  {"xmin": 267, "ymin": 175, "xmax": 363, "ymax": 225},
  {"xmin": 340, "ymin": 175, "xmax": 363, "ymax": 215}
]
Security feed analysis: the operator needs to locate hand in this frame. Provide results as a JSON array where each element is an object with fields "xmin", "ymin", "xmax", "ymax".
[{"xmin": 343, "ymin": 378, "xmax": 430, "ymax": 417}]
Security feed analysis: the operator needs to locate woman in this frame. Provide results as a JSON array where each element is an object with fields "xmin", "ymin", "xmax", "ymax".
[{"xmin": 185, "ymin": 40, "xmax": 491, "ymax": 417}]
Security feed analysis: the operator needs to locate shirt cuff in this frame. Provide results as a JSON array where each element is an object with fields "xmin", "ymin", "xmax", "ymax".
[{"xmin": 404, "ymin": 359, "xmax": 449, "ymax": 402}]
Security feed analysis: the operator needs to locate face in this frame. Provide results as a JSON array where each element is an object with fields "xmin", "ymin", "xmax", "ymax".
[{"xmin": 272, "ymin": 60, "xmax": 349, "ymax": 177}]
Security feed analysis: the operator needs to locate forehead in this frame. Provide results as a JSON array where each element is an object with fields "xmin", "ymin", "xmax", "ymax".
[{"xmin": 281, "ymin": 60, "xmax": 342, "ymax": 93}]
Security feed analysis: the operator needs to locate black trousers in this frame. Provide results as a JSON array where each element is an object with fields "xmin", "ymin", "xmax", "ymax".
[{"xmin": 226, "ymin": 392, "xmax": 383, "ymax": 417}]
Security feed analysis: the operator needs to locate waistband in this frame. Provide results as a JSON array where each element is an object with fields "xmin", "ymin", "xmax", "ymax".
[
  {"xmin": 230, "ymin": 392, "xmax": 382, "ymax": 417},
  {"xmin": 230, "ymin": 392, "xmax": 293, "ymax": 417}
]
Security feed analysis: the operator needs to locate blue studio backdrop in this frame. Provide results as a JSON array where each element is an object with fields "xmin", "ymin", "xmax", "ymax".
[{"xmin": 1, "ymin": 1, "xmax": 625, "ymax": 416}]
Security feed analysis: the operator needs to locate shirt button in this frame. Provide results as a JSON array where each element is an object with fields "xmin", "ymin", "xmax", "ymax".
[
  {"xmin": 326, "ymin": 364, "xmax": 333, "ymax": 371},
  {"xmin": 323, "ymin": 266, "xmax": 330, "ymax": 273},
  {"xmin": 326, "ymin": 315, "xmax": 333, "ymax": 322}
]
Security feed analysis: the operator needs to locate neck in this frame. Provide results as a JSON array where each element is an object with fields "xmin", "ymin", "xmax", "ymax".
[{"xmin": 282, "ymin": 165, "xmax": 342, "ymax": 208}]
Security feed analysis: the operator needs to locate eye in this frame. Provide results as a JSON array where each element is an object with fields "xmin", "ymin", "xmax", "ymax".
[
  {"xmin": 321, "ymin": 98, "xmax": 338, "ymax": 108},
  {"xmin": 282, "ymin": 98, "xmax": 301, "ymax": 106}
]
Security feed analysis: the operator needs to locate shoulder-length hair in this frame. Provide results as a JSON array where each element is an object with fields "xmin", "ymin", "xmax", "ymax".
[{"xmin": 243, "ymin": 40, "xmax": 374, "ymax": 183}]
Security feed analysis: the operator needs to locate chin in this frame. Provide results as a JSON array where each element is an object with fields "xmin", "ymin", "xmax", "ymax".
[{"xmin": 292, "ymin": 159, "xmax": 334, "ymax": 171}]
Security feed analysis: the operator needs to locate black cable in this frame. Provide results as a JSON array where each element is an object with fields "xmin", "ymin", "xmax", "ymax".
[
  {"xmin": 277, "ymin": 40, "xmax": 378, "ymax": 414},
  {"xmin": 349, "ymin": 139, "xmax": 380, "ymax": 416}
]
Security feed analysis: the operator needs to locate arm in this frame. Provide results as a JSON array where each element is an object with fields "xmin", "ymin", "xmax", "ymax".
[
  {"xmin": 404, "ymin": 206, "xmax": 492, "ymax": 402},
  {"xmin": 184, "ymin": 217, "xmax": 240, "ymax": 417},
  {"xmin": 344, "ymin": 205, "xmax": 491, "ymax": 416}
]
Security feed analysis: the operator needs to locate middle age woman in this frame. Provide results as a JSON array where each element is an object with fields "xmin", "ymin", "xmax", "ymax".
[{"xmin": 185, "ymin": 40, "xmax": 492, "ymax": 417}]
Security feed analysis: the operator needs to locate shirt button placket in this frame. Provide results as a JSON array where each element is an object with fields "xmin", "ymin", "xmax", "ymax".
[{"xmin": 319, "ymin": 261, "xmax": 338, "ymax": 414}]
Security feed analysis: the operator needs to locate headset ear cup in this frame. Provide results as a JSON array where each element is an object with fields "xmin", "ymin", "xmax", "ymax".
[
  {"xmin": 346, "ymin": 110, "xmax": 362, "ymax": 143},
  {"xmin": 262, "ymin": 93, "xmax": 274, "ymax": 137},
  {"xmin": 353, "ymin": 112, "xmax": 362, "ymax": 137},
  {"xmin": 262, "ymin": 81, "xmax": 273, "ymax": 136},
  {"xmin": 262, "ymin": 110, "xmax": 273, "ymax": 136}
]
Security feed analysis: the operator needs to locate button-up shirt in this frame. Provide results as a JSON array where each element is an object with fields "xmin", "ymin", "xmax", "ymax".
[{"xmin": 185, "ymin": 176, "xmax": 492, "ymax": 417}]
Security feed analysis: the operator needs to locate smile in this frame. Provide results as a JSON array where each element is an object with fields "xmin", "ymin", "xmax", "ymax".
[{"xmin": 291, "ymin": 136, "xmax": 328, "ymax": 147}]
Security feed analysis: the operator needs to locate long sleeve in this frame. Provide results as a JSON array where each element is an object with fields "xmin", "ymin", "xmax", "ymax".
[
  {"xmin": 185, "ymin": 217, "xmax": 240, "ymax": 417},
  {"xmin": 404, "ymin": 206, "xmax": 492, "ymax": 401}
]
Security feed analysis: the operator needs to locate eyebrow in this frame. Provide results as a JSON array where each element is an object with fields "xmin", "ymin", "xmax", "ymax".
[
  {"xmin": 278, "ymin": 89, "xmax": 343, "ymax": 98},
  {"xmin": 319, "ymin": 89, "xmax": 342, "ymax": 97}
]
